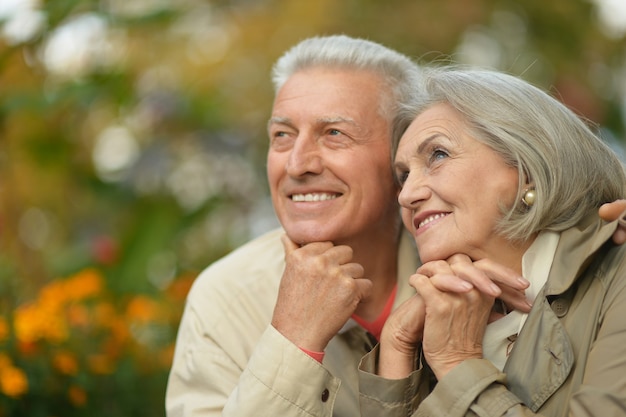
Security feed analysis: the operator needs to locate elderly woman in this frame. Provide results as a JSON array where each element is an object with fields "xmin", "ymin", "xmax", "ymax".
[{"xmin": 358, "ymin": 67, "xmax": 626, "ymax": 416}]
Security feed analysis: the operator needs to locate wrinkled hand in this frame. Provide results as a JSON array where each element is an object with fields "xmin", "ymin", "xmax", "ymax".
[
  {"xmin": 411, "ymin": 270, "xmax": 494, "ymax": 380},
  {"xmin": 377, "ymin": 255, "xmax": 529, "ymax": 379},
  {"xmin": 271, "ymin": 234, "xmax": 372, "ymax": 352},
  {"xmin": 378, "ymin": 294, "xmax": 425, "ymax": 379},
  {"xmin": 599, "ymin": 199, "xmax": 626, "ymax": 244},
  {"xmin": 436, "ymin": 255, "xmax": 532, "ymax": 319}
]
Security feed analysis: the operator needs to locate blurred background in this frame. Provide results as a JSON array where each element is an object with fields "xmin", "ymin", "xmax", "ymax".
[{"xmin": 0, "ymin": 0, "xmax": 624, "ymax": 415}]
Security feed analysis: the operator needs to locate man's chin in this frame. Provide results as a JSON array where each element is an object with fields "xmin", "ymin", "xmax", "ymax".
[{"xmin": 284, "ymin": 228, "xmax": 337, "ymax": 246}]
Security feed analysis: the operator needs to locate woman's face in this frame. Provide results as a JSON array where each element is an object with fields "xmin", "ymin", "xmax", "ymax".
[{"xmin": 394, "ymin": 103, "xmax": 521, "ymax": 265}]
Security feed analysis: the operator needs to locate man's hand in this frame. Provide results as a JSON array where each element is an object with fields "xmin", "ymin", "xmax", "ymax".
[
  {"xmin": 271, "ymin": 234, "xmax": 372, "ymax": 353},
  {"xmin": 599, "ymin": 199, "xmax": 626, "ymax": 244}
]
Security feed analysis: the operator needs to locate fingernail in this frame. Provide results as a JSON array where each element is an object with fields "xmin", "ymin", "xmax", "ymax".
[
  {"xmin": 460, "ymin": 281, "xmax": 473, "ymax": 290},
  {"xmin": 518, "ymin": 276, "xmax": 530, "ymax": 287},
  {"xmin": 490, "ymin": 283, "xmax": 501, "ymax": 295}
]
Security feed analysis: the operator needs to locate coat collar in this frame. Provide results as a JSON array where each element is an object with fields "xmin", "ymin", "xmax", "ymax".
[
  {"xmin": 504, "ymin": 213, "xmax": 620, "ymax": 410},
  {"xmin": 542, "ymin": 213, "xmax": 618, "ymax": 296}
]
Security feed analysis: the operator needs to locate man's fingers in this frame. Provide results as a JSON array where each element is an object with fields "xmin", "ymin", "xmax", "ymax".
[
  {"xmin": 599, "ymin": 200, "xmax": 626, "ymax": 244},
  {"xmin": 342, "ymin": 262, "xmax": 365, "ymax": 279},
  {"xmin": 599, "ymin": 199, "xmax": 626, "ymax": 221},
  {"xmin": 355, "ymin": 278, "xmax": 373, "ymax": 301},
  {"xmin": 280, "ymin": 234, "xmax": 300, "ymax": 256},
  {"xmin": 612, "ymin": 228, "xmax": 626, "ymax": 245}
]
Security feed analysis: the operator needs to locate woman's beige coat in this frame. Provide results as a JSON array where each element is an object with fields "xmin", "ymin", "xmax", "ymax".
[{"xmin": 359, "ymin": 214, "xmax": 626, "ymax": 416}]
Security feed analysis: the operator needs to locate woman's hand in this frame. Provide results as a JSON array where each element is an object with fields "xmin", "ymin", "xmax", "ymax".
[
  {"xmin": 376, "ymin": 255, "xmax": 529, "ymax": 380},
  {"xmin": 378, "ymin": 294, "xmax": 425, "ymax": 379},
  {"xmin": 599, "ymin": 199, "xmax": 626, "ymax": 244},
  {"xmin": 421, "ymin": 255, "xmax": 531, "ymax": 316},
  {"xmin": 411, "ymin": 267, "xmax": 494, "ymax": 380}
]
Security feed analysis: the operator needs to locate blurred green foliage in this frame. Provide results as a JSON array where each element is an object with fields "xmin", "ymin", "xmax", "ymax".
[{"xmin": 0, "ymin": 0, "xmax": 624, "ymax": 415}]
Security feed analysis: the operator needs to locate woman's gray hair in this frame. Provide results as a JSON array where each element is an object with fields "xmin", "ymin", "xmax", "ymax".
[
  {"xmin": 272, "ymin": 35, "xmax": 423, "ymax": 147},
  {"xmin": 398, "ymin": 66, "xmax": 626, "ymax": 241}
]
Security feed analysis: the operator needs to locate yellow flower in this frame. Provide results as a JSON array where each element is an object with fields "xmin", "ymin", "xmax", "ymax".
[
  {"xmin": 68, "ymin": 384, "xmax": 87, "ymax": 406},
  {"xmin": 0, "ymin": 317, "xmax": 9, "ymax": 342},
  {"xmin": 65, "ymin": 269, "xmax": 103, "ymax": 301},
  {"xmin": 0, "ymin": 353, "xmax": 12, "ymax": 369},
  {"xmin": 14, "ymin": 303, "xmax": 68, "ymax": 344},
  {"xmin": 0, "ymin": 364, "xmax": 28, "ymax": 398},
  {"xmin": 87, "ymin": 354, "xmax": 115, "ymax": 375},
  {"xmin": 52, "ymin": 351, "xmax": 79, "ymax": 376},
  {"xmin": 66, "ymin": 304, "xmax": 90, "ymax": 328},
  {"xmin": 126, "ymin": 295, "xmax": 160, "ymax": 324},
  {"xmin": 38, "ymin": 280, "xmax": 68, "ymax": 312},
  {"xmin": 94, "ymin": 302, "xmax": 116, "ymax": 327}
]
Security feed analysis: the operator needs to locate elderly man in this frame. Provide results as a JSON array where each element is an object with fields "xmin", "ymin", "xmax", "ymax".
[{"xmin": 166, "ymin": 35, "xmax": 626, "ymax": 417}]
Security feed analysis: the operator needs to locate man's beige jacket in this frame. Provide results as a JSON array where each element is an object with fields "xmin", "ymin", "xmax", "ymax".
[{"xmin": 166, "ymin": 227, "xmax": 419, "ymax": 417}]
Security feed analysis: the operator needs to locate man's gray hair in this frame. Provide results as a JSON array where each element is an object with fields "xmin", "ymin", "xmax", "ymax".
[{"xmin": 272, "ymin": 35, "xmax": 423, "ymax": 146}]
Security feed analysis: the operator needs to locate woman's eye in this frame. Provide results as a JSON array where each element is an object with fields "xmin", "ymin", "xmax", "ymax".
[
  {"xmin": 396, "ymin": 171, "xmax": 409, "ymax": 186},
  {"xmin": 430, "ymin": 148, "xmax": 449, "ymax": 162}
]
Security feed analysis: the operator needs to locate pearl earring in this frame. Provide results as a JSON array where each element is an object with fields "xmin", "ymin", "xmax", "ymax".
[{"xmin": 522, "ymin": 187, "xmax": 536, "ymax": 208}]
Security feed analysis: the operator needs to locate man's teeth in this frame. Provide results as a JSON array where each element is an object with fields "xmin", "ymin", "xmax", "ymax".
[
  {"xmin": 291, "ymin": 193, "xmax": 338, "ymax": 202},
  {"xmin": 419, "ymin": 213, "xmax": 447, "ymax": 228}
]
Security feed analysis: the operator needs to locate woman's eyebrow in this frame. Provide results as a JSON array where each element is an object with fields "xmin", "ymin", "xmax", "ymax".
[{"xmin": 416, "ymin": 134, "xmax": 442, "ymax": 154}]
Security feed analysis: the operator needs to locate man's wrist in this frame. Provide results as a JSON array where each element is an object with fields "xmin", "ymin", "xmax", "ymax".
[{"xmin": 299, "ymin": 346, "xmax": 325, "ymax": 363}]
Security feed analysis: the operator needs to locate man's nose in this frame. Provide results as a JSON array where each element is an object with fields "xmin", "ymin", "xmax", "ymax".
[{"xmin": 285, "ymin": 136, "xmax": 323, "ymax": 177}]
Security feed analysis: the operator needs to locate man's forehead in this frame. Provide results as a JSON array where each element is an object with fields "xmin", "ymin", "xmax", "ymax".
[{"xmin": 268, "ymin": 115, "xmax": 357, "ymax": 126}]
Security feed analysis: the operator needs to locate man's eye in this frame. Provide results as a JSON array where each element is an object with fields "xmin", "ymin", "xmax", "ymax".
[
  {"xmin": 270, "ymin": 131, "xmax": 294, "ymax": 150},
  {"xmin": 328, "ymin": 129, "xmax": 341, "ymax": 136}
]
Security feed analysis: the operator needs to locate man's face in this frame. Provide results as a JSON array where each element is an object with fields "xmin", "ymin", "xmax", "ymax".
[{"xmin": 267, "ymin": 67, "xmax": 399, "ymax": 245}]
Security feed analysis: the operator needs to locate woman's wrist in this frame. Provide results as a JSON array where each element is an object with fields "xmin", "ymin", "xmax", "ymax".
[{"xmin": 378, "ymin": 345, "xmax": 416, "ymax": 379}]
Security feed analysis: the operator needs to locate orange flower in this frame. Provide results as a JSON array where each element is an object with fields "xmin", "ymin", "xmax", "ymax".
[
  {"xmin": 93, "ymin": 302, "xmax": 116, "ymax": 327},
  {"xmin": 87, "ymin": 354, "xmax": 115, "ymax": 375},
  {"xmin": 14, "ymin": 303, "xmax": 68, "ymax": 344},
  {"xmin": 52, "ymin": 351, "xmax": 79, "ymax": 375},
  {"xmin": 0, "ymin": 316, "xmax": 8, "ymax": 342},
  {"xmin": 159, "ymin": 344, "xmax": 176, "ymax": 368},
  {"xmin": 126, "ymin": 295, "xmax": 160, "ymax": 323},
  {"xmin": 166, "ymin": 275, "xmax": 195, "ymax": 302},
  {"xmin": 66, "ymin": 304, "xmax": 90, "ymax": 328},
  {"xmin": 0, "ymin": 364, "xmax": 28, "ymax": 397},
  {"xmin": 65, "ymin": 269, "xmax": 103, "ymax": 301},
  {"xmin": 68, "ymin": 384, "xmax": 87, "ymax": 406},
  {"xmin": 0, "ymin": 353, "xmax": 11, "ymax": 369},
  {"xmin": 38, "ymin": 280, "xmax": 68, "ymax": 312}
]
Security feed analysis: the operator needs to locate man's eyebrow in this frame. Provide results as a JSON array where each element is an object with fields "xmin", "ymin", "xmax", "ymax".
[
  {"xmin": 267, "ymin": 116, "xmax": 359, "ymax": 130},
  {"xmin": 318, "ymin": 116, "xmax": 356, "ymax": 125},
  {"xmin": 267, "ymin": 116, "xmax": 291, "ymax": 129}
]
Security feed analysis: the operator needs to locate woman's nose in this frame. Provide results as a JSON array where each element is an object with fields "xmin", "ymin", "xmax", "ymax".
[{"xmin": 398, "ymin": 172, "xmax": 430, "ymax": 208}]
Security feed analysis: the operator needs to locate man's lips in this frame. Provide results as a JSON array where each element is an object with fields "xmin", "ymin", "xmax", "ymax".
[{"xmin": 290, "ymin": 192, "xmax": 340, "ymax": 202}]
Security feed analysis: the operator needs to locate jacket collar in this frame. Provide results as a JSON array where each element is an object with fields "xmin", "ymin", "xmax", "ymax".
[
  {"xmin": 543, "ymin": 213, "xmax": 618, "ymax": 296},
  {"xmin": 504, "ymin": 213, "xmax": 619, "ymax": 410}
]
